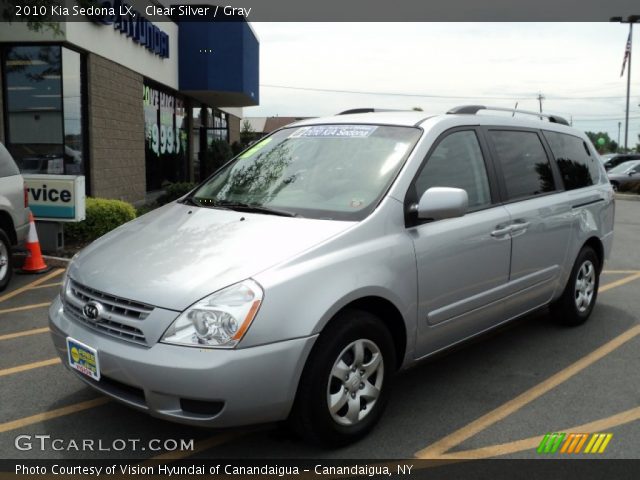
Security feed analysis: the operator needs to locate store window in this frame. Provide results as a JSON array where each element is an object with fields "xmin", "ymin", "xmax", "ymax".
[
  {"xmin": 3, "ymin": 45, "xmax": 85, "ymax": 175},
  {"xmin": 191, "ymin": 106, "xmax": 230, "ymax": 183},
  {"xmin": 143, "ymin": 81, "xmax": 188, "ymax": 191},
  {"xmin": 211, "ymin": 108, "xmax": 228, "ymax": 142}
]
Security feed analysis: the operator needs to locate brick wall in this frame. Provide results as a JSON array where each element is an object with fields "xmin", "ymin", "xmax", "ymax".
[
  {"xmin": 87, "ymin": 54, "xmax": 145, "ymax": 203},
  {"xmin": 228, "ymin": 114, "xmax": 240, "ymax": 145}
]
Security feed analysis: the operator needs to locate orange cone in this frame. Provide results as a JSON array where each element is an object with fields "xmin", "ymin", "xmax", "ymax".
[{"xmin": 20, "ymin": 212, "xmax": 50, "ymax": 274}]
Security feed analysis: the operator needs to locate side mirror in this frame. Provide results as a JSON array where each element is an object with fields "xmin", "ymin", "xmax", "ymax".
[{"xmin": 414, "ymin": 187, "xmax": 468, "ymax": 220}]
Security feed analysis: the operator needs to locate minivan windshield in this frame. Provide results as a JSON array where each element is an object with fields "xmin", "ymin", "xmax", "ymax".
[
  {"xmin": 608, "ymin": 160, "xmax": 640, "ymax": 174},
  {"xmin": 191, "ymin": 124, "xmax": 422, "ymax": 220}
]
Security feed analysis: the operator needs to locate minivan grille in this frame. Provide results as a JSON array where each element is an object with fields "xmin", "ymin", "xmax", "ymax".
[
  {"xmin": 63, "ymin": 280, "xmax": 153, "ymax": 346},
  {"xmin": 70, "ymin": 280, "xmax": 153, "ymax": 321}
]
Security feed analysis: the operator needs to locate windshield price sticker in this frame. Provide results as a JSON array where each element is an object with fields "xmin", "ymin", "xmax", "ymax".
[{"xmin": 289, "ymin": 125, "xmax": 378, "ymax": 138}]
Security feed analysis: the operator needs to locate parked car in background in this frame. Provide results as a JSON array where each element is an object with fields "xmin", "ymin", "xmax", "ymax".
[
  {"xmin": 603, "ymin": 153, "xmax": 640, "ymax": 171},
  {"xmin": 599, "ymin": 153, "xmax": 617, "ymax": 164},
  {"xmin": 50, "ymin": 106, "xmax": 614, "ymax": 446},
  {"xmin": 0, "ymin": 142, "xmax": 30, "ymax": 290},
  {"xmin": 607, "ymin": 160, "xmax": 640, "ymax": 191}
]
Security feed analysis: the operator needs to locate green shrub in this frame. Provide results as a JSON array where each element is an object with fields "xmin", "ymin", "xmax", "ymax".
[
  {"xmin": 65, "ymin": 197, "xmax": 137, "ymax": 244},
  {"xmin": 156, "ymin": 182, "xmax": 196, "ymax": 206}
]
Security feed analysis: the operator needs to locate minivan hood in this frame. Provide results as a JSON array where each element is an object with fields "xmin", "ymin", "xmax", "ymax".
[{"xmin": 68, "ymin": 203, "xmax": 354, "ymax": 311}]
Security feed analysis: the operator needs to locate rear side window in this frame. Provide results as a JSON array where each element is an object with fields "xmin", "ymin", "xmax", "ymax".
[
  {"xmin": 488, "ymin": 130, "xmax": 556, "ymax": 201},
  {"xmin": 0, "ymin": 143, "xmax": 20, "ymax": 178},
  {"xmin": 543, "ymin": 131, "xmax": 600, "ymax": 190}
]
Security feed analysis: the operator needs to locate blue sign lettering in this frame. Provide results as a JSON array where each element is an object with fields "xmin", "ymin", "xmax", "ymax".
[{"xmin": 92, "ymin": 0, "xmax": 169, "ymax": 59}]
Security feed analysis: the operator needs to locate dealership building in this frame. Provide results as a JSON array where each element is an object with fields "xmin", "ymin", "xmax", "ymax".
[{"xmin": 0, "ymin": 10, "xmax": 259, "ymax": 205}]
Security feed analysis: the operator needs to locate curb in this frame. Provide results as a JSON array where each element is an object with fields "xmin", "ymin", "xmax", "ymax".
[
  {"xmin": 12, "ymin": 253, "xmax": 70, "ymax": 269},
  {"xmin": 614, "ymin": 193, "xmax": 640, "ymax": 202}
]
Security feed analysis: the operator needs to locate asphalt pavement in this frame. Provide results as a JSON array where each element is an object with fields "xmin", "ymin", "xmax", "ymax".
[{"xmin": 1, "ymin": 200, "xmax": 639, "ymax": 461}]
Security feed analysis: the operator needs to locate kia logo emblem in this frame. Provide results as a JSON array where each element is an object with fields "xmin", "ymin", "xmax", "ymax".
[{"xmin": 82, "ymin": 301, "xmax": 103, "ymax": 322}]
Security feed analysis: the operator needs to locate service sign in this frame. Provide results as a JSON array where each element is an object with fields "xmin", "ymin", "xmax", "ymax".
[{"xmin": 23, "ymin": 175, "xmax": 86, "ymax": 222}]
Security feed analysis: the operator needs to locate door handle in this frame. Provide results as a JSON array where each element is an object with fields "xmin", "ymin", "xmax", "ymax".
[
  {"xmin": 490, "ymin": 226, "xmax": 512, "ymax": 237},
  {"xmin": 509, "ymin": 221, "xmax": 530, "ymax": 233}
]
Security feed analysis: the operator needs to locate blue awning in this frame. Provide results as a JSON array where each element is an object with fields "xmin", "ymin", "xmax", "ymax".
[{"xmin": 178, "ymin": 20, "xmax": 259, "ymax": 107}]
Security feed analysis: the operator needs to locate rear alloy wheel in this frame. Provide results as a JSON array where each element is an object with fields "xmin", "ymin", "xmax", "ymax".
[
  {"xmin": 551, "ymin": 246, "xmax": 600, "ymax": 326},
  {"xmin": 0, "ymin": 230, "xmax": 13, "ymax": 292},
  {"xmin": 289, "ymin": 310, "xmax": 395, "ymax": 446}
]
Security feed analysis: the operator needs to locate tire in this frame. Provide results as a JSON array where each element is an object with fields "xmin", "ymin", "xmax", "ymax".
[
  {"xmin": 289, "ymin": 309, "xmax": 396, "ymax": 447},
  {"xmin": 610, "ymin": 182, "xmax": 619, "ymax": 192},
  {"xmin": 551, "ymin": 246, "xmax": 600, "ymax": 326},
  {"xmin": 0, "ymin": 229, "xmax": 13, "ymax": 292}
]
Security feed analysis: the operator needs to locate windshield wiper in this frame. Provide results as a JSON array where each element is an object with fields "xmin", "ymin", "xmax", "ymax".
[{"xmin": 213, "ymin": 200, "xmax": 298, "ymax": 217}]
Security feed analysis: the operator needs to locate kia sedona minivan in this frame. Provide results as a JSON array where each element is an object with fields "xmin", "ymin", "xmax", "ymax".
[
  {"xmin": 0, "ymin": 142, "xmax": 30, "ymax": 291},
  {"xmin": 50, "ymin": 106, "xmax": 614, "ymax": 445}
]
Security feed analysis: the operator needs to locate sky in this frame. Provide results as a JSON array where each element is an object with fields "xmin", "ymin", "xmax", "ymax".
[{"xmin": 245, "ymin": 23, "xmax": 640, "ymax": 149}]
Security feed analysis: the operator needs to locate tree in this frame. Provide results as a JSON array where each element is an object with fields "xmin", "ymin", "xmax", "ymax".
[
  {"xmin": 585, "ymin": 131, "xmax": 617, "ymax": 153},
  {"xmin": 240, "ymin": 119, "xmax": 256, "ymax": 147},
  {"xmin": 203, "ymin": 139, "xmax": 233, "ymax": 177},
  {"xmin": 2, "ymin": 1, "xmax": 62, "ymax": 34}
]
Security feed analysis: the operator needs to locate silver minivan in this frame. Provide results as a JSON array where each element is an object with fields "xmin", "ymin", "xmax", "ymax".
[{"xmin": 49, "ymin": 107, "xmax": 614, "ymax": 445}]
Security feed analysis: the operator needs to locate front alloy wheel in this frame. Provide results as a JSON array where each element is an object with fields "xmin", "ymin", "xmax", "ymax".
[
  {"xmin": 289, "ymin": 309, "xmax": 395, "ymax": 446},
  {"xmin": 327, "ymin": 339, "xmax": 384, "ymax": 426}
]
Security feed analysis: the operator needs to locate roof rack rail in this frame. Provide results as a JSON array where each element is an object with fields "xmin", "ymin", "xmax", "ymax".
[
  {"xmin": 337, "ymin": 108, "xmax": 413, "ymax": 115},
  {"xmin": 446, "ymin": 105, "xmax": 570, "ymax": 126}
]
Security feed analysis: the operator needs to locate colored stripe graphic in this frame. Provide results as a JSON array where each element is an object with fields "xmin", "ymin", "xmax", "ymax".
[
  {"xmin": 573, "ymin": 434, "xmax": 589, "ymax": 453},
  {"xmin": 560, "ymin": 433, "xmax": 589, "ymax": 453},
  {"xmin": 539, "ymin": 433, "xmax": 613, "ymax": 454},
  {"xmin": 585, "ymin": 433, "xmax": 613, "ymax": 454},
  {"xmin": 560, "ymin": 433, "xmax": 575, "ymax": 453},
  {"xmin": 537, "ymin": 433, "xmax": 566, "ymax": 453}
]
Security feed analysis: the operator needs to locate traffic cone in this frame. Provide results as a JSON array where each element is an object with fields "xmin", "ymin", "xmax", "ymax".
[{"xmin": 20, "ymin": 212, "xmax": 50, "ymax": 274}]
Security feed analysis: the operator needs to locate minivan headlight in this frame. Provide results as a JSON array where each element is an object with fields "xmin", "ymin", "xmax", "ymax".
[{"xmin": 161, "ymin": 280, "xmax": 263, "ymax": 348}]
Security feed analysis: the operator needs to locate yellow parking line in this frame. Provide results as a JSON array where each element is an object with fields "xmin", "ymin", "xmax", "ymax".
[
  {"xmin": 415, "ymin": 324, "xmax": 640, "ymax": 458},
  {"xmin": 29, "ymin": 282, "xmax": 62, "ymax": 290},
  {"xmin": 416, "ymin": 272, "xmax": 640, "ymax": 459},
  {"xmin": 0, "ymin": 397, "xmax": 109, "ymax": 433},
  {"xmin": 0, "ymin": 302, "xmax": 51, "ymax": 315},
  {"xmin": 0, "ymin": 358, "xmax": 60, "ymax": 377},
  {"xmin": 0, "ymin": 269, "xmax": 63, "ymax": 303},
  {"xmin": 599, "ymin": 272, "xmax": 640, "ymax": 292},
  {"xmin": 0, "ymin": 327, "xmax": 49, "ymax": 341},
  {"xmin": 434, "ymin": 406, "xmax": 640, "ymax": 459}
]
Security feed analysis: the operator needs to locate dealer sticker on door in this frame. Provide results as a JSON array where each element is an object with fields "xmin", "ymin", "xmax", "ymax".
[{"xmin": 67, "ymin": 337, "xmax": 100, "ymax": 381}]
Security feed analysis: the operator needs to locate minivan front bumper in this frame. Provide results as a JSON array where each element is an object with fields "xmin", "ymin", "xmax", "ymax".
[{"xmin": 48, "ymin": 296, "xmax": 317, "ymax": 427}]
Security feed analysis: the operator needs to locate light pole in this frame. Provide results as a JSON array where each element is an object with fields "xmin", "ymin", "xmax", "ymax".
[
  {"xmin": 611, "ymin": 15, "xmax": 640, "ymax": 152},
  {"xmin": 618, "ymin": 121, "xmax": 621, "ymax": 147}
]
